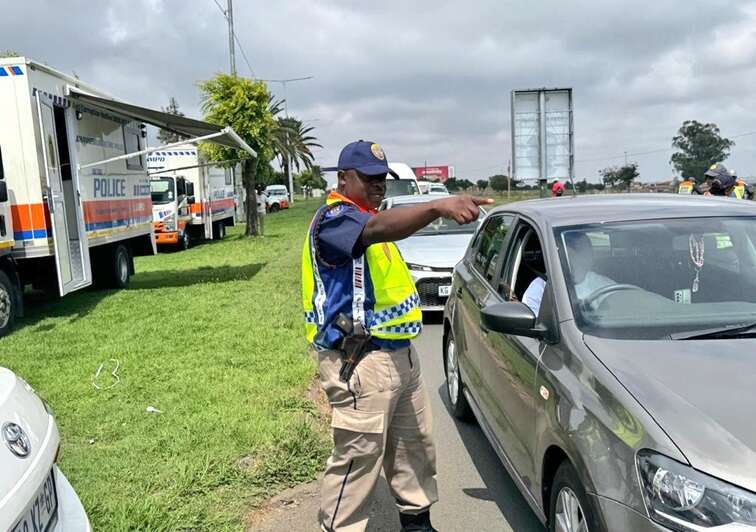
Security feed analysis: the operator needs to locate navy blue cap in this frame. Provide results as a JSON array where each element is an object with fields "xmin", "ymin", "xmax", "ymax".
[{"xmin": 323, "ymin": 140, "xmax": 399, "ymax": 178}]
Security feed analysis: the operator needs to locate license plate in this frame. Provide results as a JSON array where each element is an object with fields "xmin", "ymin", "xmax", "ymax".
[
  {"xmin": 438, "ymin": 285, "xmax": 452, "ymax": 297},
  {"xmin": 11, "ymin": 469, "xmax": 58, "ymax": 532}
]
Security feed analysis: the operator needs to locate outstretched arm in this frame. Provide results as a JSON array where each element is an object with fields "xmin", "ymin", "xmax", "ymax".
[{"xmin": 361, "ymin": 195, "xmax": 493, "ymax": 246}]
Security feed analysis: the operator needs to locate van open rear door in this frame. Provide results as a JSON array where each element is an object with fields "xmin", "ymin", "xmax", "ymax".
[{"xmin": 35, "ymin": 93, "xmax": 91, "ymax": 296}]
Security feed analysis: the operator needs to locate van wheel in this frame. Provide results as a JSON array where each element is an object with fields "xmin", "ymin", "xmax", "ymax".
[
  {"xmin": 212, "ymin": 222, "xmax": 225, "ymax": 240},
  {"xmin": 178, "ymin": 231, "xmax": 190, "ymax": 251},
  {"xmin": 270, "ymin": 203, "xmax": 280, "ymax": 213},
  {"xmin": 0, "ymin": 271, "xmax": 18, "ymax": 337},
  {"xmin": 109, "ymin": 245, "xmax": 131, "ymax": 289},
  {"xmin": 445, "ymin": 331, "xmax": 471, "ymax": 420},
  {"xmin": 549, "ymin": 462, "xmax": 602, "ymax": 532}
]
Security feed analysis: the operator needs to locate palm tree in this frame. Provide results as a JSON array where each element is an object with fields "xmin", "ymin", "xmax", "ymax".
[{"xmin": 272, "ymin": 114, "xmax": 322, "ymax": 186}]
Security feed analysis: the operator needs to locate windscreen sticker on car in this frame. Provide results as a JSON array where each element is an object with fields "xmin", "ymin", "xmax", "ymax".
[
  {"xmin": 714, "ymin": 234, "xmax": 733, "ymax": 249},
  {"xmin": 674, "ymin": 289, "xmax": 692, "ymax": 304}
]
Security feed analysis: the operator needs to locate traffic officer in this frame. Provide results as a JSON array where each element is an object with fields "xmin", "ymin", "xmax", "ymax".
[
  {"xmin": 677, "ymin": 175, "xmax": 698, "ymax": 194},
  {"xmin": 703, "ymin": 163, "xmax": 737, "ymax": 197},
  {"xmin": 729, "ymin": 169, "xmax": 753, "ymax": 199},
  {"xmin": 302, "ymin": 140, "xmax": 490, "ymax": 532}
]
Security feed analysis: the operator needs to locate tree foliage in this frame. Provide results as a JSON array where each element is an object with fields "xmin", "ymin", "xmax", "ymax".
[
  {"xmin": 297, "ymin": 166, "xmax": 327, "ymax": 190},
  {"xmin": 273, "ymin": 116, "xmax": 322, "ymax": 178},
  {"xmin": 600, "ymin": 163, "xmax": 639, "ymax": 190},
  {"xmin": 670, "ymin": 120, "xmax": 734, "ymax": 183},
  {"xmin": 476, "ymin": 179, "xmax": 489, "ymax": 190},
  {"xmin": 157, "ymin": 97, "xmax": 186, "ymax": 144},
  {"xmin": 198, "ymin": 74, "xmax": 277, "ymax": 236},
  {"xmin": 489, "ymin": 174, "xmax": 510, "ymax": 192}
]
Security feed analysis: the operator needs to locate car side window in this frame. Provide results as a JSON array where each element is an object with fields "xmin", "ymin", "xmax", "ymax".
[
  {"xmin": 498, "ymin": 222, "xmax": 547, "ymax": 306},
  {"xmin": 470, "ymin": 214, "xmax": 515, "ymax": 282}
]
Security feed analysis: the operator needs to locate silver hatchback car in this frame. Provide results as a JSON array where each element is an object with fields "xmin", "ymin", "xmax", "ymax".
[{"xmin": 444, "ymin": 194, "xmax": 756, "ymax": 532}]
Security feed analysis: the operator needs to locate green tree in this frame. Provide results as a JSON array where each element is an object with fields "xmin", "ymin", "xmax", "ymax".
[
  {"xmin": 273, "ymin": 116, "xmax": 322, "ymax": 188},
  {"xmin": 157, "ymin": 97, "xmax": 186, "ymax": 144},
  {"xmin": 297, "ymin": 166, "xmax": 327, "ymax": 191},
  {"xmin": 445, "ymin": 177, "xmax": 460, "ymax": 191},
  {"xmin": 670, "ymin": 120, "xmax": 734, "ymax": 183},
  {"xmin": 458, "ymin": 179, "xmax": 474, "ymax": 191},
  {"xmin": 489, "ymin": 174, "xmax": 510, "ymax": 192},
  {"xmin": 476, "ymin": 179, "xmax": 488, "ymax": 190},
  {"xmin": 199, "ymin": 74, "xmax": 276, "ymax": 236},
  {"xmin": 600, "ymin": 163, "xmax": 639, "ymax": 190}
]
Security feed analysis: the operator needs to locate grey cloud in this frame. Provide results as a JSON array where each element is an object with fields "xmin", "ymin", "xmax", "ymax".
[{"xmin": 4, "ymin": 0, "xmax": 756, "ymax": 181}]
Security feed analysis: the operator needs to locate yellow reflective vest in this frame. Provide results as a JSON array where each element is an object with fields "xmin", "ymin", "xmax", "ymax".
[{"xmin": 302, "ymin": 192, "xmax": 422, "ymax": 345}]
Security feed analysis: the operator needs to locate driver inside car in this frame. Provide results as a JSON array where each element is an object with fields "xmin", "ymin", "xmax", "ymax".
[{"xmin": 523, "ymin": 232, "xmax": 615, "ymax": 314}]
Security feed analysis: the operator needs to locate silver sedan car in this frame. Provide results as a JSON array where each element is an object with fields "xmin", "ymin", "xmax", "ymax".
[
  {"xmin": 444, "ymin": 194, "xmax": 756, "ymax": 532},
  {"xmin": 380, "ymin": 194, "xmax": 484, "ymax": 311}
]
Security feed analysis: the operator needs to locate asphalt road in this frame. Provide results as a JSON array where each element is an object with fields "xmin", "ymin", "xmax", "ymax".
[
  {"xmin": 362, "ymin": 319, "xmax": 547, "ymax": 532},
  {"xmin": 255, "ymin": 319, "xmax": 547, "ymax": 532}
]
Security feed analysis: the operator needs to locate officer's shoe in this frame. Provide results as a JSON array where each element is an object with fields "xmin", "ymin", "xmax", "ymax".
[{"xmin": 399, "ymin": 511, "xmax": 438, "ymax": 532}]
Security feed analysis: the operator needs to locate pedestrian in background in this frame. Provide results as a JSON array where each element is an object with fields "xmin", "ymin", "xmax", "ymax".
[
  {"xmin": 302, "ymin": 140, "xmax": 491, "ymax": 532},
  {"xmin": 256, "ymin": 188, "xmax": 267, "ymax": 236}
]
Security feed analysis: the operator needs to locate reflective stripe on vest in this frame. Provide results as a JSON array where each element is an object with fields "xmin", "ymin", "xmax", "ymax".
[
  {"xmin": 678, "ymin": 182, "xmax": 693, "ymax": 194},
  {"xmin": 301, "ymin": 194, "xmax": 422, "ymax": 343},
  {"xmin": 732, "ymin": 184, "xmax": 746, "ymax": 199}
]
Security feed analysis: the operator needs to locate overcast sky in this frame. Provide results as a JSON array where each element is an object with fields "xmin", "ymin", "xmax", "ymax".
[{"xmin": 6, "ymin": 0, "xmax": 756, "ymax": 182}]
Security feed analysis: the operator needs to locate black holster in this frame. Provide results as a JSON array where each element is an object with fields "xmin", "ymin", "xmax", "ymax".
[{"xmin": 334, "ymin": 313, "xmax": 371, "ymax": 383}]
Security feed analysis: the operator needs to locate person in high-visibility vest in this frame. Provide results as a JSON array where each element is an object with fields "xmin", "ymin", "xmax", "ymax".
[
  {"xmin": 704, "ymin": 163, "xmax": 738, "ymax": 197},
  {"xmin": 303, "ymin": 140, "xmax": 491, "ymax": 532},
  {"xmin": 677, "ymin": 176, "xmax": 698, "ymax": 194},
  {"xmin": 728, "ymin": 169, "xmax": 754, "ymax": 199}
]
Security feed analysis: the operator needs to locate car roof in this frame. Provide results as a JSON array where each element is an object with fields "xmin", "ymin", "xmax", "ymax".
[
  {"xmin": 385, "ymin": 194, "xmax": 439, "ymax": 205},
  {"xmin": 491, "ymin": 193, "xmax": 756, "ymax": 227}
]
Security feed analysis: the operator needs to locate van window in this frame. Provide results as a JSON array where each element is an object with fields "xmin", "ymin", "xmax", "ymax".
[{"xmin": 123, "ymin": 124, "xmax": 143, "ymax": 170}]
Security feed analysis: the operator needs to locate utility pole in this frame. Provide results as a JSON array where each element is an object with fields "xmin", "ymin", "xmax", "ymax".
[
  {"xmin": 507, "ymin": 159, "xmax": 511, "ymax": 200},
  {"xmin": 227, "ymin": 0, "xmax": 236, "ymax": 76},
  {"xmin": 262, "ymin": 76, "xmax": 314, "ymax": 204}
]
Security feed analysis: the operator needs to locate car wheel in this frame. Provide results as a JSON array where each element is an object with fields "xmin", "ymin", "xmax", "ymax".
[
  {"xmin": 549, "ymin": 462, "xmax": 602, "ymax": 532},
  {"xmin": 270, "ymin": 203, "xmax": 280, "ymax": 213},
  {"xmin": 178, "ymin": 231, "xmax": 189, "ymax": 251},
  {"xmin": 445, "ymin": 332, "xmax": 471, "ymax": 420}
]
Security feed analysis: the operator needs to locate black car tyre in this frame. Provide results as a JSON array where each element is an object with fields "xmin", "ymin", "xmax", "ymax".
[
  {"xmin": 549, "ymin": 461, "xmax": 602, "ymax": 532},
  {"xmin": 270, "ymin": 203, "xmax": 280, "ymax": 213},
  {"xmin": 178, "ymin": 231, "xmax": 190, "ymax": 251},
  {"xmin": 445, "ymin": 331, "xmax": 471, "ymax": 420},
  {"xmin": 111, "ymin": 244, "xmax": 131, "ymax": 289}
]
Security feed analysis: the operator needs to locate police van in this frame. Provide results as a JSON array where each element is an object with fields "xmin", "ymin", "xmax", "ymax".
[
  {"xmin": 0, "ymin": 57, "xmax": 255, "ymax": 335},
  {"xmin": 147, "ymin": 146, "xmax": 238, "ymax": 249}
]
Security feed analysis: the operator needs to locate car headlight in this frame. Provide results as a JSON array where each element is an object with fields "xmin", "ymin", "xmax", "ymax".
[
  {"xmin": 406, "ymin": 262, "xmax": 432, "ymax": 272},
  {"xmin": 163, "ymin": 215, "xmax": 176, "ymax": 231},
  {"xmin": 638, "ymin": 450, "xmax": 756, "ymax": 530}
]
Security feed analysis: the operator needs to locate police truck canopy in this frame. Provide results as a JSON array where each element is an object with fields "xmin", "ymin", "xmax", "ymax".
[{"xmin": 68, "ymin": 88, "xmax": 256, "ymax": 170}]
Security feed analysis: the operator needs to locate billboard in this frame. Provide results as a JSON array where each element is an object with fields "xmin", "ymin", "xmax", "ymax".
[
  {"xmin": 412, "ymin": 165, "xmax": 453, "ymax": 182},
  {"xmin": 511, "ymin": 88, "xmax": 573, "ymax": 182}
]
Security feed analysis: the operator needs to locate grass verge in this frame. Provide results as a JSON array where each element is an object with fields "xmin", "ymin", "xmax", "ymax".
[{"xmin": 0, "ymin": 200, "xmax": 330, "ymax": 531}]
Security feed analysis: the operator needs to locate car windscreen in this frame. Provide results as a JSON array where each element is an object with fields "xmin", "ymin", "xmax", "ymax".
[
  {"xmin": 385, "ymin": 179, "xmax": 419, "ymax": 197},
  {"xmin": 392, "ymin": 203, "xmax": 481, "ymax": 235},
  {"xmin": 150, "ymin": 178, "xmax": 174, "ymax": 204},
  {"xmin": 556, "ymin": 217, "xmax": 756, "ymax": 339}
]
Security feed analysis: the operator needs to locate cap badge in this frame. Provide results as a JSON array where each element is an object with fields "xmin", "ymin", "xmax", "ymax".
[{"xmin": 370, "ymin": 143, "xmax": 386, "ymax": 161}]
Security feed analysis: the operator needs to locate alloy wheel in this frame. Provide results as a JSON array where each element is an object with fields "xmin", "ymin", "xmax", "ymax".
[
  {"xmin": 555, "ymin": 487, "xmax": 589, "ymax": 532},
  {"xmin": 446, "ymin": 338, "xmax": 459, "ymax": 405}
]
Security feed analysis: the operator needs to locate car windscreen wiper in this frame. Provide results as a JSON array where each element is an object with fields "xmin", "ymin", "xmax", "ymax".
[{"xmin": 670, "ymin": 321, "xmax": 756, "ymax": 340}]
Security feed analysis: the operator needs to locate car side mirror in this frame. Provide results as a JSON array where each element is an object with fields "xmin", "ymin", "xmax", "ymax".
[
  {"xmin": 481, "ymin": 301, "xmax": 547, "ymax": 340},
  {"xmin": 0, "ymin": 181, "xmax": 7, "ymax": 203}
]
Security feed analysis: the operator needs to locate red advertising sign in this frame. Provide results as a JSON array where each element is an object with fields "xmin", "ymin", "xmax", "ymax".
[{"xmin": 412, "ymin": 165, "xmax": 450, "ymax": 182}]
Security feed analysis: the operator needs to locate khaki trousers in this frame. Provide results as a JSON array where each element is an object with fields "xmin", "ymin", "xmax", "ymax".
[{"xmin": 318, "ymin": 346, "xmax": 438, "ymax": 532}]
